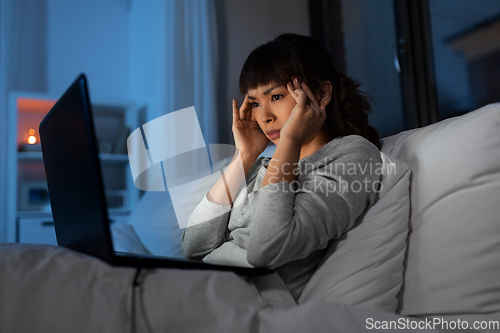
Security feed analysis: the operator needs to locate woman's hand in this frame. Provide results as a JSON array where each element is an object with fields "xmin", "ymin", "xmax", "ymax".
[
  {"xmin": 280, "ymin": 79, "xmax": 326, "ymax": 146},
  {"xmin": 232, "ymin": 95, "xmax": 269, "ymax": 159}
]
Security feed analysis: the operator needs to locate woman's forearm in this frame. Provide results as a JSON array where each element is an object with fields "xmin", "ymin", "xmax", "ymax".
[
  {"xmin": 183, "ymin": 151, "xmax": 254, "ymax": 258},
  {"xmin": 261, "ymin": 138, "xmax": 302, "ymax": 188},
  {"xmin": 206, "ymin": 151, "xmax": 258, "ymax": 206}
]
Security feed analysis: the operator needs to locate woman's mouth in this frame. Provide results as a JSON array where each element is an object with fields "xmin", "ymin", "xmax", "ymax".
[{"xmin": 266, "ymin": 129, "xmax": 280, "ymax": 140}]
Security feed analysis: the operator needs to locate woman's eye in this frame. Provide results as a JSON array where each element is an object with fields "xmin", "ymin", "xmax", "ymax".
[
  {"xmin": 271, "ymin": 94, "xmax": 282, "ymax": 102},
  {"xmin": 250, "ymin": 102, "xmax": 259, "ymax": 108}
]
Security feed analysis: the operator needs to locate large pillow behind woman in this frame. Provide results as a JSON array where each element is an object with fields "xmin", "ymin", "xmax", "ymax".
[
  {"xmin": 124, "ymin": 190, "xmax": 185, "ymax": 257},
  {"xmin": 298, "ymin": 152, "xmax": 411, "ymax": 313},
  {"xmin": 381, "ymin": 103, "xmax": 500, "ymax": 331}
]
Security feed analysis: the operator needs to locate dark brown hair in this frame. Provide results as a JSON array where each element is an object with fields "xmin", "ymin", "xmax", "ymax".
[{"xmin": 239, "ymin": 33, "xmax": 380, "ymax": 148}]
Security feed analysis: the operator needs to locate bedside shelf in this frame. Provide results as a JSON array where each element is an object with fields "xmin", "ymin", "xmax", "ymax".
[
  {"xmin": 6, "ymin": 91, "xmax": 142, "ymax": 244},
  {"xmin": 17, "ymin": 210, "xmax": 53, "ymax": 219},
  {"xmin": 17, "ymin": 151, "xmax": 44, "ymax": 161},
  {"xmin": 17, "ymin": 151, "xmax": 130, "ymax": 163}
]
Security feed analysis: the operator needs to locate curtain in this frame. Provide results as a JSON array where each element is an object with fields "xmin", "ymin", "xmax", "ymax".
[
  {"xmin": 129, "ymin": 0, "xmax": 220, "ymax": 182},
  {"xmin": 0, "ymin": 0, "xmax": 48, "ymax": 242},
  {"xmin": 162, "ymin": 0, "xmax": 219, "ymax": 145}
]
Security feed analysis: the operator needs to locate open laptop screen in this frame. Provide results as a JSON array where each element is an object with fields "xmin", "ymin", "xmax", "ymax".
[{"xmin": 39, "ymin": 74, "xmax": 114, "ymax": 263}]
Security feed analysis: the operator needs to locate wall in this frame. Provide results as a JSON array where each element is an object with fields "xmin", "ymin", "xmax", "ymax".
[
  {"xmin": 46, "ymin": 0, "xmax": 131, "ymax": 101},
  {"xmin": 129, "ymin": 1, "xmax": 167, "ymax": 126}
]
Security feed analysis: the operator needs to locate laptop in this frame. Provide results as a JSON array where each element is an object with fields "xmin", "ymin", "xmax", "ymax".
[{"xmin": 39, "ymin": 73, "xmax": 272, "ymax": 277}]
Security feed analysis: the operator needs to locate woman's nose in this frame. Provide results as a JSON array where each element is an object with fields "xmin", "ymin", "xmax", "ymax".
[{"xmin": 261, "ymin": 106, "xmax": 276, "ymax": 123}]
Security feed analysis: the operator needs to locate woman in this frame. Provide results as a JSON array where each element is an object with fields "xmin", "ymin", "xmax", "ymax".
[{"xmin": 182, "ymin": 33, "xmax": 382, "ymax": 301}]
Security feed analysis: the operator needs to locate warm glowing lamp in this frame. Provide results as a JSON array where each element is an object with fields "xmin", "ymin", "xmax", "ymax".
[{"xmin": 28, "ymin": 129, "xmax": 37, "ymax": 144}]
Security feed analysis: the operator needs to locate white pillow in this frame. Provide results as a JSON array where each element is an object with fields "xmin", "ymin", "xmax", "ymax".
[
  {"xmin": 298, "ymin": 152, "xmax": 411, "ymax": 313},
  {"xmin": 126, "ymin": 190, "xmax": 185, "ymax": 257},
  {"xmin": 110, "ymin": 221, "xmax": 153, "ymax": 255},
  {"xmin": 381, "ymin": 103, "xmax": 500, "ymax": 328}
]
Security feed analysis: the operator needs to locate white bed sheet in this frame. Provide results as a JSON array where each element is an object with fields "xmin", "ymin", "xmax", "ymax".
[{"xmin": 0, "ymin": 243, "xmax": 473, "ymax": 333}]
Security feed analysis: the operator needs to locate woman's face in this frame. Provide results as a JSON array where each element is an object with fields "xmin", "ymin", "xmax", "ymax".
[{"xmin": 246, "ymin": 82, "xmax": 297, "ymax": 145}]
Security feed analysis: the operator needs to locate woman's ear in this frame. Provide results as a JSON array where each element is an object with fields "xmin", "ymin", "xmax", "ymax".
[{"xmin": 317, "ymin": 81, "xmax": 333, "ymax": 108}]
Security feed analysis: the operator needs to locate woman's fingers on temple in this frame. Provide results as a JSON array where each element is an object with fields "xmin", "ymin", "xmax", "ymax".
[
  {"xmin": 295, "ymin": 88, "xmax": 307, "ymax": 107},
  {"xmin": 232, "ymin": 99, "xmax": 239, "ymax": 122},
  {"xmin": 240, "ymin": 95, "xmax": 251, "ymax": 120},
  {"xmin": 287, "ymin": 82, "xmax": 297, "ymax": 99},
  {"xmin": 301, "ymin": 82, "xmax": 321, "ymax": 110}
]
